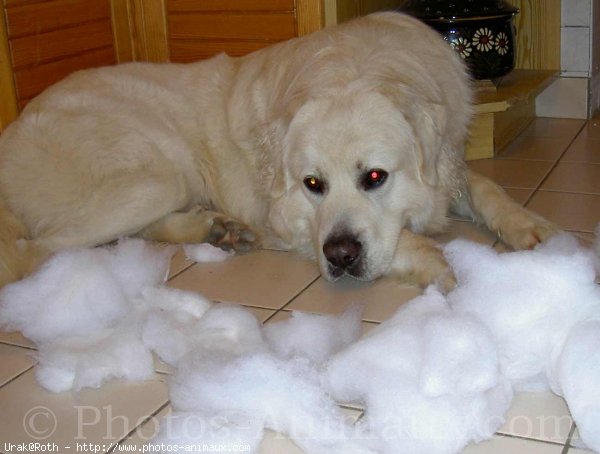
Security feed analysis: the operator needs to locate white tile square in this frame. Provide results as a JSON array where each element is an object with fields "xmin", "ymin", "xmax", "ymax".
[
  {"xmin": 117, "ymin": 405, "xmax": 170, "ymax": 450},
  {"xmin": 0, "ymin": 344, "xmax": 35, "ymax": 387},
  {"xmin": 168, "ymin": 250, "xmax": 320, "ymax": 309},
  {"xmin": 536, "ymin": 77, "xmax": 589, "ymax": 119},
  {"xmin": 0, "ymin": 369, "xmax": 169, "ymax": 447},
  {"xmin": 562, "ymin": 0, "xmax": 591, "ymax": 27},
  {"xmin": 561, "ymin": 27, "xmax": 591, "ymax": 74},
  {"xmin": 286, "ymin": 275, "xmax": 422, "ymax": 322},
  {"xmin": 498, "ymin": 392, "xmax": 573, "ymax": 444},
  {"xmin": 464, "ymin": 434, "xmax": 564, "ymax": 453}
]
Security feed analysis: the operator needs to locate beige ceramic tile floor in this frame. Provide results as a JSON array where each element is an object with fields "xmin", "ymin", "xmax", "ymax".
[{"xmin": 0, "ymin": 115, "xmax": 599, "ymax": 454}]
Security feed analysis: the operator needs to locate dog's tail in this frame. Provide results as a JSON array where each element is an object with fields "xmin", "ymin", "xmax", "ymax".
[{"xmin": 0, "ymin": 198, "xmax": 46, "ymax": 288}]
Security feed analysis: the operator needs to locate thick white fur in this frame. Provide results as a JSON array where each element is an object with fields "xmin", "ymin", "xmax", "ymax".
[{"xmin": 0, "ymin": 12, "xmax": 555, "ymax": 288}]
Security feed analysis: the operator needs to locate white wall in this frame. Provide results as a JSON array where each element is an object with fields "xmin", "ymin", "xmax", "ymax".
[{"xmin": 537, "ymin": 0, "xmax": 599, "ymax": 118}]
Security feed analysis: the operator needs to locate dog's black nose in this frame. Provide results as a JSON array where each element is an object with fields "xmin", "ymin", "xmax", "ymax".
[{"xmin": 323, "ymin": 234, "xmax": 362, "ymax": 273}]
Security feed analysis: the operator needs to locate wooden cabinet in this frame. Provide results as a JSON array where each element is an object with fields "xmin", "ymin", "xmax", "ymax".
[{"xmin": 0, "ymin": 0, "xmax": 324, "ymax": 131}]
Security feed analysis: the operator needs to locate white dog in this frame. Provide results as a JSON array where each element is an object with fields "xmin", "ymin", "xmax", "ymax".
[{"xmin": 0, "ymin": 12, "xmax": 555, "ymax": 289}]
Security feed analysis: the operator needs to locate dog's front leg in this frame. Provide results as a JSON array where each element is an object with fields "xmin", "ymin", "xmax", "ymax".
[
  {"xmin": 388, "ymin": 229, "xmax": 456, "ymax": 293},
  {"xmin": 138, "ymin": 206, "xmax": 258, "ymax": 252},
  {"xmin": 453, "ymin": 171, "xmax": 558, "ymax": 249}
]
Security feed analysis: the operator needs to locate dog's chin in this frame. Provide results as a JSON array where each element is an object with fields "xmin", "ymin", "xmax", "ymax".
[{"xmin": 322, "ymin": 261, "xmax": 379, "ymax": 282}]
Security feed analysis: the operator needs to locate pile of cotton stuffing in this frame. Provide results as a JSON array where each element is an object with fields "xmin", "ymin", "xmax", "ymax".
[{"xmin": 1, "ymin": 228, "xmax": 599, "ymax": 454}]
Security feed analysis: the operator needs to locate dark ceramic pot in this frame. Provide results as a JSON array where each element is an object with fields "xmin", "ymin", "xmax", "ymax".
[{"xmin": 397, "ymin": 0, "xmax": 519, "ymax": 80}]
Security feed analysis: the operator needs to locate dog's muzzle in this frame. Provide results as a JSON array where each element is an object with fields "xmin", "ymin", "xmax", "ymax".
[{"xmin": 322, "ymin": 233, "xmax": 363, "ymax": 279}]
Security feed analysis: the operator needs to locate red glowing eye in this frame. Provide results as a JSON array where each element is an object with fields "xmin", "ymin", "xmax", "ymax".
[{"xmin": 362, "ymin": 168, "xmax": 388, "ymax": 190}]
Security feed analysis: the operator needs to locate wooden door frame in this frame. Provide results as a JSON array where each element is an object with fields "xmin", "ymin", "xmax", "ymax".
[
  {"xmin": 297, "ymin": 0, "xmax": 324, "ymax": 35},
  {"xmin": 0, "ymin": 5, "xmax": 18, "ymax": 131}
]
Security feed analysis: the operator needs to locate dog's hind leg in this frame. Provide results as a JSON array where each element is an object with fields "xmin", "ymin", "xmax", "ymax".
[
  {"xmin": 137, "ymin": 206, "xmax": 258, "ymax": 253},
  {"xmin": 451, "ymin": 170, "xmax": 558, "ymax": 249},
  {"xmin": 29, "ymin": 169, "xmax": 191, "ymax": 253}
]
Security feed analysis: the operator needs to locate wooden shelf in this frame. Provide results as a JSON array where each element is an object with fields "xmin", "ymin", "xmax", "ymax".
[{"xmin": 465, "ymin": 69, "xmax": 557, "ymax": 160}]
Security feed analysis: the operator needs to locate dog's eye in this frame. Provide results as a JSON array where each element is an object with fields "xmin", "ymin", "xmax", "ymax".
[
  {"xmin": 362, "ymin": 169, "xmax": 388, "ymax": 190},
  {"xmin": 303, "ymin": 175, "xmax": 325, "ymax": 194}
]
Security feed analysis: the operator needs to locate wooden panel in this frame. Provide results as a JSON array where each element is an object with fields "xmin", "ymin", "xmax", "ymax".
[
  {"xmin": 110, "ymin": 0, "xmax": 135, "ymax": 62},
  {"xmin": 330, "ymin": 0, "xmax": 403, "ymax": 25},
  {"xmin": 10, "ymin": 19, "xmax": 114, "ymax": 69},
  {"xmin": 5, "ymin": 0, "xmax": 110, "ymax": 39},
  {"xmin": 0, "ymin": 5, "xmax": 18, "ymax": 130},
  {"xmin": 465, "ymin": 113, "xmax": 494, "ymax": 161},
  {"xmin": 358, "ymin": 0, "xmax": 403, "ymax": 15},
  {"xmin": 170, "ymin": 39, "xmax": 277, "ymax": 62},
  {"xmin": 14, "ymin": 47, "xmax": 115, "ymax": 101},
  {"xmin": 129, "ymin": 0, "xmax": 169, "ymax": 62},
  {"xmin": 336, "ymin": 0, "xmax": 359, "ymax": 24},
  {"xmin": 296, "ymin": 0, "xmax": 323, "ymax": 35},
  {"xmin": 494, "ymin": 99, "xmax": 535, "ymax": 153},
  {"xmin": 169, "ymin": 13, "xmax": 295, "ymax": 41},
  {"xmin": 5, "ymin": 0, "xmax": 58, "ymax": 4},
  {"xmin": 167, "ymin": 0, "xmax": 295, "ymax": 13},
  {"xmin": 507, "ymin": 0, "xmax": 561, "ymax": 71}
]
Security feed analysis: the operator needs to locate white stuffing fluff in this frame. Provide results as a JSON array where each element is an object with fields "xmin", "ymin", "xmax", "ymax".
[
  {"xmin": 162, "ymin": 304, "xmax": 372, "ymax": 453},
  {"xmin": 263, "ymin": 304, "xmax": 364, "ymax": 363},
  {"xmin": 445, "ymin": 234, "xmax": 600, "ymax": 392},
  {"xmin": 325, "ymin": 289, "xmax": 513, "ymax": 454},
  {"xmin": 140, "ymin": 286, "xmax": 212, "ymax": 365},
  {"xmin": 443, "ymin": 234, "xmax": 600, "ymax": 452},
  {"xmin": 36, "ymin": 327, "xmax": 153, "ymax": 393},
  {"xmin": 325, "ymin": 233, "xmax": 600, "ymax": 453},
  {"xmin": 170, "ymin": 353, "xmax": 369, "ymax": 453},
  {"xmin": 1, "ymin": 233, "xmax": 599, "ymax": 453},
  {"xmin": 0, "ymin": 239, "xmax": 195, "ymax": 391},
  {"xmin": 0, "ymin": 248, "xmax": 131, "ymax": 344},
  {"xmin": 183, "ymin": 243, "xmax": 233, "ymax": 263}
]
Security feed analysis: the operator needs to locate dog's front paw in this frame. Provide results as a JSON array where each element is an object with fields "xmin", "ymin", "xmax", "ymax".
[
  {"xmin": 391, "ymin": 232, "xmax": 456, "ymax": 293},
  {"xmin": 415, "ymin": 247, "xmax": 457, "ymax": 293},
  {"xmin": 499, "ymin": 209, "xmax": 559, "ymax": 250},
  {"xmin": 208, "ymin": 217, "xmax": 258, "ymax": 253}
]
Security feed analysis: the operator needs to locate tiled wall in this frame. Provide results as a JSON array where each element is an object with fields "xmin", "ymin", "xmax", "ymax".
[
  {"xmin": 538, "ymin": 0, "xmax": 599, "ymax": 118},
  {"xmin": 561, "ymin": 0, "xmax": 592, "ymax": 77}
]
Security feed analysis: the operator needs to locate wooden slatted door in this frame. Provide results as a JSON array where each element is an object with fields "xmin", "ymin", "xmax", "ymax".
[
  {"xmin": 0, "ymin": 0, "xmax": 325, "ymax": 130},
  {"xmin": 167, "ymin": 0, "xmax": 297, "ymax": 63},
  {"xmin": 2, "ymin": 0, "xmax": 117, "ymax": 111}
]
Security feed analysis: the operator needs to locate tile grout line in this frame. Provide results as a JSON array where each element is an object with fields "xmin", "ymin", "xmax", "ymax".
[
  {"xmin": 167, "ymin": 262, "xmax": 196, "ymax": 282},
  {"xmin": 561, "ymin": 423, "xmax": 578, "ymax": 454},
  {"xmin": 526, "ymin": 188, "xmax": 600, "ymax": 197},
  {"xmin": 0, "ymin": 365, "xmax": 34, "ymax": 390},
  {"xmin": 0, "ymin": 340, "xmax": 37, "ymax": 351},
  {"xmin": 493, "ymin": 431, "xmax": 570, "ymax": 448},
  {"xmin": 108, "ymin": 400, "xmax": 171, "ymax": 453},
  {"xmin": 272, "ymin": 306, "xmax": 383, "ymax": 325},
  {"xmin": 523, "ymin": 123, "xmax": 588, "ymax": 208},
  {"xmin": 262, "ymin": 275, "xmax": 321, "ymax": 324},
  {"xmin": 471, "ymin": 122, "xmax": 585, "ymax": 249},
  {"xmin": 491, "ymin": 123, "xmax": 590, "ymax": 270}
]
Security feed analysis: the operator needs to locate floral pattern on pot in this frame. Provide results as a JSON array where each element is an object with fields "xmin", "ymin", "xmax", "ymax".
[
  {"xmin": 396, "ymin": 1, "xmax": 519, "ymax": 79},
  {"xmin": 472, "ymin": 28, "xmax": 494, "ymax": 52},
  {"xmin": 439, "ymin": 17, "xmax": 516, "ymax": 79}
]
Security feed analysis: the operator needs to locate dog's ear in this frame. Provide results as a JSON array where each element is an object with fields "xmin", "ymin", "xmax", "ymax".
[
  {"xmin": 380, "ymin": 85, "xmax": 448, "ymax": 185},
  {"xmin": 406, "ymin": 99, "xmax": 447, "ymax": 185},
  {"xmin": 262, "ymin": 117, "xmax": 291, "ymax": 199}
]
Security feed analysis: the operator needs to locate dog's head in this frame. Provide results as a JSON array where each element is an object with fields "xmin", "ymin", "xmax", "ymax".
[{"xmin": 268, "ymin": 89, "xmax": 451, "ymax": 281}]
